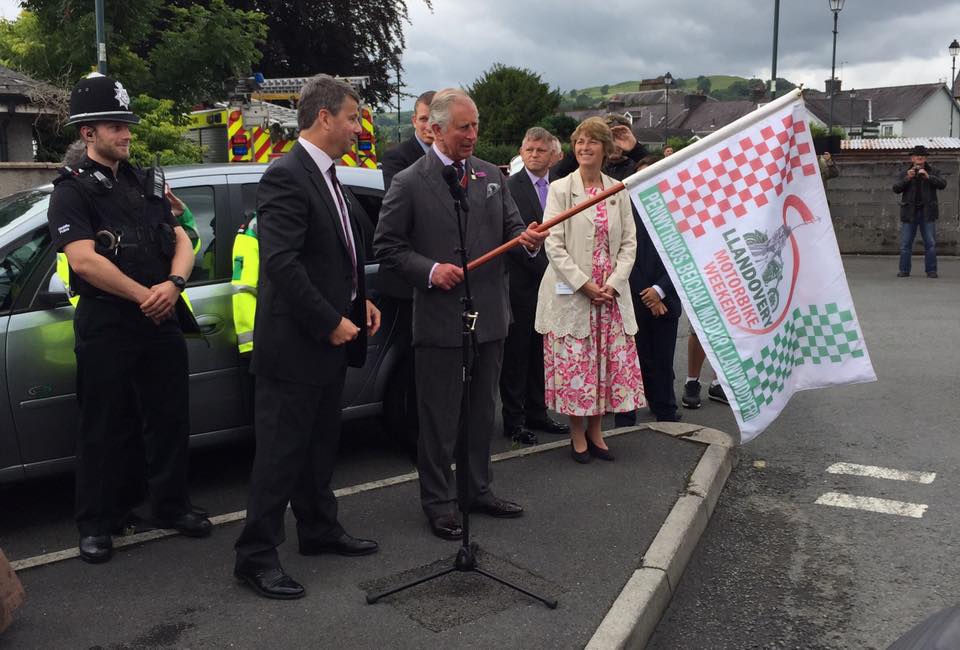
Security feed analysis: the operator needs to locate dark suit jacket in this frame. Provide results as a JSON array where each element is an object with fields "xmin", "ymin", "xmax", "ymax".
[
  {"xmin": 251, "ymin": 143, "xmax": 367, "ymax": 385},
  {"xmin": 374, "ymin": 150, "xmax": 527, "ymax": 348},
  {"xmin": 505, "ymin": 170, "xmax": 550, "ymax": 307},
  {"xmin": 630, "ymin": 219, "xmax": 681, "ymax": 316},
  {"xmin": 381, "ymin": 136, "xmax": 427, "ymax": 193}
]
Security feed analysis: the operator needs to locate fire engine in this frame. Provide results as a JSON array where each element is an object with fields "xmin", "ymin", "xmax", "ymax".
[{"xmin": 186, "ymin": 74, "xmax": 377, "ymax": 168}]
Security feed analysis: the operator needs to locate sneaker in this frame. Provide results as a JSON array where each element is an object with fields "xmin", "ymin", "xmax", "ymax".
[
  {"xmin": 707, "ymin": 383, "xmax": 729, "ymax": 405},
  {"xmin": 927, "ymin": 272, "xmax": 938, "ymax": 278},
  {"xmin": 897, "ymin": 272, "xmax": 909, "ymax": 278},
  {"xmin": 681, "ymin": 380, "xmax": 702, "ymax": 409}
]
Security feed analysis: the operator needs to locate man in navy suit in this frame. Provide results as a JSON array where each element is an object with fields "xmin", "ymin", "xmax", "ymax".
[
  {"xmin": 381, "ymin": 90, "xmax": 436, "ymax": 192},
  {"xmin": 501, "ymin": 127, "xmax": 570, "ymax": 445},
  {"xmin": 234, "ymin": 75, "xmax": 381, "ymax": 600}
]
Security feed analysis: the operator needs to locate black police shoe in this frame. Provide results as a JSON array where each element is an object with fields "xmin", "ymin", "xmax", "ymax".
[
  {"xmin": 505, "ymin": 425, "xmax": 538, "ymax": 445},
  {"xmin": 79, "ymin": 535, "xmax": 113, "ymax": 564},
  {"xmin": 156, "ymin": 511, "xmax": 213, "ymax": 537}
]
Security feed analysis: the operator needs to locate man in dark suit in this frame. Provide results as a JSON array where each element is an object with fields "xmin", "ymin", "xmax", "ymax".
[
  {"xmin": 381, "ymin": 90, "xmax": 436, "ymax": 193},
  {"xmin": 377, "ymin": 90, "xmax": 434, "ymax": 453},
  {"xmin": 501, "ymin": 127, "xmax": 570, "ymax": 445},
  {"xmin": 374, "ymin": 89, "xmax": 548, "ymax": 541},
  {"xmin": 613, "ymin": 153, "xmax": 682, "ymax": 424},
  {"xmin": 234, "ymin": 75, "xmax": 381, "ymax": 600}
]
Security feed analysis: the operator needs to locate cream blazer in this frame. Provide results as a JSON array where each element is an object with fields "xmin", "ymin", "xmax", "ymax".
[{"xmin": 534, "ymin": 170, "xmax": 637, "ymax": 338}]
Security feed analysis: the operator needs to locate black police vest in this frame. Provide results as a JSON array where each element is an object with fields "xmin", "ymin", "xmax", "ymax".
[{"xmin": 53, "ymin": 163, "xmax": 176, "ymax": 297}]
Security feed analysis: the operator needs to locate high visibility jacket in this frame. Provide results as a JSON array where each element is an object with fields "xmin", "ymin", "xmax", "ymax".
[
  {"xmin": 231, "ymin": 216, "xmax": 258, "ymax": 354},
  {"xmin": 56, "ymin": 252, "xmax": 80, "ymax": 307},
  {"xmin": 178, "ymin": 205, "xmax": 202, "ymax": 255}
]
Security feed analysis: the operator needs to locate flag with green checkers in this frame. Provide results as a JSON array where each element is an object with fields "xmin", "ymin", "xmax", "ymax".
[
  {"xmin": 742, "ymin": 303, "xmax": 867, "ymax": 408},
  {"xmin": 625, "ymin": 91, "xmax": 876, "ymax": 442}
]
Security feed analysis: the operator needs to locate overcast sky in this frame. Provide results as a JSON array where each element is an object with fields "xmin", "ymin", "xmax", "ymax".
[{"xmin": 3, "ymin": 0, "xmax": 959, "ymax": 108}]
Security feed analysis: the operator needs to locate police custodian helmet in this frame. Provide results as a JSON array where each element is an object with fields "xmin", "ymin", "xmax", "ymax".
[{"xmin": 66, "ymin": 72, "xmax": 140, "ymax": 126}]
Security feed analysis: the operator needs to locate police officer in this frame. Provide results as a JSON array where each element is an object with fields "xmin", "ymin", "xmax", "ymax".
[{"xmin": 46, "ymin": 73, "xmax": 212, "ymax": 564}]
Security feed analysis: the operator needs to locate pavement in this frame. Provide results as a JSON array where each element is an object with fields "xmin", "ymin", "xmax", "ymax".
[{"xmin": 1, "ymin": 422, "xmax": 735, "ymax": 649}]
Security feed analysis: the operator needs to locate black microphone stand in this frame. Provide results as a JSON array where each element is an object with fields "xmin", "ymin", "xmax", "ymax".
[{"xmin": 366, "ymin": 168, "xmax": 557, "ymax": 609}]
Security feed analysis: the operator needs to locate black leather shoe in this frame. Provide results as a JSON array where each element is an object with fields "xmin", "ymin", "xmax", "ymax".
[
  {"xmin": 587, "ymin": 439, "xmax": 615, "ymax": 461},
  {"xmin": 300, "ymin": 533, "xmax": 378, "ymax": 557},
  {"xmin": 470, "ymin": 497, "xmax": 524, "ymax": 518},
  {"xmin": 526, "ymin": 417, "xmax": 571, "ymax": 435},
  {"xmin": 158, "ymin": 511, "xmax": 213, "ymax": 538},
  {"xmin": 571, "ymin": 446, "xmax": 591, "ymax": 463},
  {"xmin": 429, "ymin": 514, "xmax": 463, "ymax": 540},
  {"xmin": 505, "ymin": 425, "xmax": 538, "ymax": 445},
  {"xmin": 234, "ymin": 566, "xmax": 305, "ymax": 600},
  {"xmin": 78, "ymin": 535, "xmax": 112, "ymax": 564}
]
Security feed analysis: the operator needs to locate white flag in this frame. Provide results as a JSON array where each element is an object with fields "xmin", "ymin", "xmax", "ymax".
[{"xmin": 623, "ymin": 89, "xmax": 876, "ymax": 442}]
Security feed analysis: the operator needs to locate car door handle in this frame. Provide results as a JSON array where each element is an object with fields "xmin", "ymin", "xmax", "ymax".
[{"xmin": 195, "ymin": 315, "xmax": 224, "ymax": 336}]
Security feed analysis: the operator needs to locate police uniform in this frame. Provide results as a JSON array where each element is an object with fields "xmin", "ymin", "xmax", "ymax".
[{"xmin": 46, "ymin": 73, "xmax": 210, "ymax": 563}]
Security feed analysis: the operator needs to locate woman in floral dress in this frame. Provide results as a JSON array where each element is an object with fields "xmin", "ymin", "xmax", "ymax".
[{"xmin": 535, "ymin": 117, "xmax": 645, "ymax": 463}]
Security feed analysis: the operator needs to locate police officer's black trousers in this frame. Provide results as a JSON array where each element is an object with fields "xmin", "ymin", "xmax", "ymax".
[{"xmin": 73, "ymin": 298, "xmax": 191, "ymax": 536}]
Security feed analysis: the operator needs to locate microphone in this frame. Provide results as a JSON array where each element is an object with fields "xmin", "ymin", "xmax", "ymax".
[{"xmin": 441, "ymin": 165, "xmax": 469, "ymax": 212}]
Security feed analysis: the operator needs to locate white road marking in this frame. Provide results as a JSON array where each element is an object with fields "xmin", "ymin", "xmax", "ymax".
[
  {"xmin": 815, "ymin": 492, "xmax": 928, "ymax": 518},
  {"xmin": 826, "ymin": 462, "xmax": 935, "ymax": 484},
  {"xmin": 10, "ymin": 429, "xmax": 633, "ymax": 572}
]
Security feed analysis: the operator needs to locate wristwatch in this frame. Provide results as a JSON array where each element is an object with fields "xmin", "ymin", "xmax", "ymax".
[{"xmin": 167, "ymin": 275, "xmax": 186, "ymax": 291}]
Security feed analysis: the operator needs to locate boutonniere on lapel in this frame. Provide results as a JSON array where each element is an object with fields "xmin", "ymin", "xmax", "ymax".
[
  {"xmin": 472, "ymin": 170, "xmax": 486, "ymax": 180},
  {"xmin": 486, "ymin": 182, "xmax": 500, "ymax": 198}
]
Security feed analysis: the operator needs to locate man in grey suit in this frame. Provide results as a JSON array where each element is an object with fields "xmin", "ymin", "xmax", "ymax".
[
  {"xmin": 501, "ymin": 127, "xmax": 571, "ymax": 446},
  {"xmin": 374, "ymin": 88, "xmax": 548, "ymax": 541}
]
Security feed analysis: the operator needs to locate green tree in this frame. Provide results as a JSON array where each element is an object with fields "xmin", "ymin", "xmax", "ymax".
[
  {"xmin": 696, "ymin": 75, "xmax": 712, "ymax": 94},
  {"xmin": 127, "ymin": 95, "xmax": 203, "ymax": 166},
  {"xmin": 600, "ymin": 84, "xmax": 609, "ymax": 95},
  {"xmin": 536, "ymin": 113, "xmax": 578, "ymax": 142},
  {"xmin": 216, "ymin": 0, "xmax": 431, "ymax": 107},
  {"xmin": 2, "ymin": 1, "xmax": 266, "ymax": 105},
  {"xmin": 468, "ymin": 64, "xmax": 561, "ymax": 146}
]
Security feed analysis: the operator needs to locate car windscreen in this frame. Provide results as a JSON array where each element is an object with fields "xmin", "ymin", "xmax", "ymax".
[{"xmin": 0, "ymin": 190, "xmax": 51, "ymax": 230}]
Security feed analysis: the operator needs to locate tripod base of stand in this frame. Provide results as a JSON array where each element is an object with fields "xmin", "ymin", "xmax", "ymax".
[{"xmin": 366, "ymin": 542, "xmax": 558, "ymax": 609}]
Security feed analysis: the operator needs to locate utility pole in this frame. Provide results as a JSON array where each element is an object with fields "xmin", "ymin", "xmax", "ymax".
[
  {"xmin": 395, "ymin": 63, "xmax": 402, "ymax": 144},
  {"xmin": 95, "ymin": 0, "xmax": 107, "ymax": 74},
  {"xmin": 770, "ymin": 0, "xmax": 780, "ymax": 99}
]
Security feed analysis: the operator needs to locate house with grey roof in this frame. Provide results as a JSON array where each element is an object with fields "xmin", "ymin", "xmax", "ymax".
[
  {"xmin": 0, "ymin": 65, "xmax": 63, "ymax": 162},
  {"xmin": 804, "ymin": 82, "xmax": 960, "ymax": 138}
]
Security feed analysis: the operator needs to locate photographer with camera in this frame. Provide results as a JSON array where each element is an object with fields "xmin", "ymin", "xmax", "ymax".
[{"xmin": 892, "ymin": 145, "xmax": 946, "ymax": 278}]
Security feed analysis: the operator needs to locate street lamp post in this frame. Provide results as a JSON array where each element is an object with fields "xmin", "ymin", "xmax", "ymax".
[
  {"xmin": 663, "ymin": 71, "xmax": 672, "ymax": 148},
  {"xmin": 827, "ymin": 0, "xmax": 845, "ymax": 134},
  {"xmin": 949, "ymin": 39, "xmax": 959, "ymax": 137}
]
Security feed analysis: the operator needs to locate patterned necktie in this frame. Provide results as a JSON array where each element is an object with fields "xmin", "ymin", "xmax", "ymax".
[
  {"xmin": 535, "ymin": 177, "xmax": 548, "ymax": 211},
  {"xmin": 328, "ymin": 164, "xmax": 358, "ymax": 293}
]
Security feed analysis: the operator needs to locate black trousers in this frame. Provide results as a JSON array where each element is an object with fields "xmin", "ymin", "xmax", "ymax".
[
  {"xmin": 73, "ymin": 297, "xmax": 190, "ymax": 536},
  {"xmin": 499, "ymin": 301, "xmax": 547, "ymax": 431},
  {"xmin": 624, "ymin": 303, "xmax": 680, "ymax": 422},
  {"xmin": 234, "ymin": 370, "xmax": 346, "ymax": 571}
]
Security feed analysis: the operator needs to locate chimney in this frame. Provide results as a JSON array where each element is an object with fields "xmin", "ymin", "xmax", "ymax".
[
  {"xmin": 825, "ymin": 78, "xmax": 842, "ymax": 95},
  {"xmin": 683, "ymin": 94, "xmax": 707, "ymax": 111}
]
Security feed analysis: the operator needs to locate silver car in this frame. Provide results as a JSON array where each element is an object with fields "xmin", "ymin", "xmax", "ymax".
[{"xmin": 0, "ymin": 164, "xmax": 411, "ymax": 483}]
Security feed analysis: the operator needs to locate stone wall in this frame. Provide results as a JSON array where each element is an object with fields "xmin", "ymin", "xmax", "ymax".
[
  {"xmin": 0, "ymin": 163, "xmax": 59, "ymax": 196},
  {"xmin": 826, "ymin": 152, "xmax": 959, "ymax": 255}
]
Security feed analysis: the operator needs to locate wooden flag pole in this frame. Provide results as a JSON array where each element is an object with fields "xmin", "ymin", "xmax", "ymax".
[{"xmin": 465, "ymin": 181, "xmax": 626, "ymax": 272}]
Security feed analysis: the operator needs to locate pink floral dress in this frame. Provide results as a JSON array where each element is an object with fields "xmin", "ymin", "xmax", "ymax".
[{"xmin": 543, "ymin": 187, "xmax": 645, "ymax": 416}]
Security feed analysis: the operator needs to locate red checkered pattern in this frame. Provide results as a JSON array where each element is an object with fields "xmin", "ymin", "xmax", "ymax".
[{"xmin": 656, "ymin": 114, "xmax": 818, "ymax": 238}]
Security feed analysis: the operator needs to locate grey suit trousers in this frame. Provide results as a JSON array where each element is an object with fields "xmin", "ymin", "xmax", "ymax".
[{"xmin": 415, "ymin": 340, "xmax": 504, "ymax": 519}]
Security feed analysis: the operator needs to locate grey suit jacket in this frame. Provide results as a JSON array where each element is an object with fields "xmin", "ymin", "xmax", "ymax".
[{"xmin": 374, "ymin": 149, "xmax": 527, "ymax": 348}]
